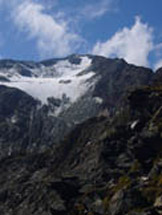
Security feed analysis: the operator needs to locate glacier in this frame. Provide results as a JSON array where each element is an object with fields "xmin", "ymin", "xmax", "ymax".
[{"xmin": 0, "ymin": 56, "xmax": 95, "ymax": 104}]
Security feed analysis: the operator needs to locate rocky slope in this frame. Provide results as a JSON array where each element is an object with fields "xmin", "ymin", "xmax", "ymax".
[
  {"xmin": 0, "ymin": 55, "xmax": 161, "ymax": 215},
  {"xmin": 0, "ymin": 85, "xmax": 162, "ymax": 215}
]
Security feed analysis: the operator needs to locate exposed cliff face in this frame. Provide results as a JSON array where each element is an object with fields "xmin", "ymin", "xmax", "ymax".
[
  {"xmin": 0, "ymin": 85, "xmax": 37, "ymax": 158},
  {"xmin": 0, "ymin": 85, "xmax": 71, "ymax": 159}
]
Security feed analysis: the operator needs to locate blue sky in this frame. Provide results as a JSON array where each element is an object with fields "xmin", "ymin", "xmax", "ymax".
[{"xmin": 0, "ymin": 0, "xmax": 162, "ymax": 69}]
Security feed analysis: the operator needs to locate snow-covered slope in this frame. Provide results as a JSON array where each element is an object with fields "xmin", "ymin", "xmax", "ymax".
[{"xmin": 0, "ymin": 56, "xmax": 95, "ymax": 105}]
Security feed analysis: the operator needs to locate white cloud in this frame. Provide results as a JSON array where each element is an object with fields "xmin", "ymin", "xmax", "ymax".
[
  {"xmin": 81, "ymin": 0, "xmax": 117, "ymax": 19},
  {"xmin": 154, "ymin": 59, "xmax": 162, "ymax": 70},
  {"xmin": 152, "ymin": 43, "xmax": 162, "ymax": 70},
  {"xmin": 1, "ymin": 0, "xmax": 162, "ymax": 68},
  {"xmin": 12, "ymin": 1, "xmax": 83, "ymax": 57},
  {"xmin": 93, "ymin": 17, "xmax": 153, "ymax": 67}
]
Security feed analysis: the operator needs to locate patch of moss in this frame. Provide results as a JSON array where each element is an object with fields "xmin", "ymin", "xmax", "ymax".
[
  {"xmin": 112, "ymin": 175, "xmax": 131, "ymax": 193},
  {"xmin": 73, "ymin": 203, "xmax": 86, "ymax": 215},
  {"xmin": 158, "ymin": 175, "xmax": 162, "ymax": 186},
  {"xmin": 112, "ymin": 108, "xmax": 131, "ymax": 127},
  {"xmin": 127, "ymin": 207, "xmax": 150, "ymax": 215},
  {"xmin": 129, "ymin": 160, "xmax": 141, "ymax": 174},
  {"xmin": 142, "ymin": 187, "xmax": 159, "ymax": 203},
  {"xmin": 148, "ymin": 107, "xmax": 162, "ymax": 134},
  {"xmin": 144, "ymin": 85, "xmax": 162, "ymax": 92},
  {"xmin": 105, "ymin": 127, "xmax": 117, "ymax": 138},
  {"xmin": 103, "ymin": 176, "xmax": 132, "ymax": 213},
  {"xmin": 151, "ymin": 174, "xmax": 162, "ymax": 187},
  {"xmin": 87, "ymin": 212, "xmax": 94, "ymax": 215},
  {"xmin": 141, "ymin": 174, "xmax": 162, "ymax": 203},
  {"xmin": 103, "ymin": 195, "xmax": 111, "ymax": 212}
]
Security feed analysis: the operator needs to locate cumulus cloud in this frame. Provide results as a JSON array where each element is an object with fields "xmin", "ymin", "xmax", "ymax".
[
  {"xmin": 12, "ymin": 1, "xmax": 83, "ymax": 57},
  {"xmin": 81, "ymin": 0, "xmax": 117, "ymax": 19},
  {"xmin": 154, "ymin": 59, "xmax": 162, "ymax": 70},
  {"xmin": 93, "ymin": 17, "xmax": 153, "ymax": 67},
  {"xmin": 152, "ymin": 44, "xmax": 162, "ymax": 70},
  {"xmin": 1, "ymin": 0, "xmax": 162, "ymax": 68}
]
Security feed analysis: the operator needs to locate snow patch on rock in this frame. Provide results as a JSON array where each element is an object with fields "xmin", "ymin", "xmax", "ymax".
[{"xmin": 0, "ymin": 57, "xmax": 95, "ymax": 104}]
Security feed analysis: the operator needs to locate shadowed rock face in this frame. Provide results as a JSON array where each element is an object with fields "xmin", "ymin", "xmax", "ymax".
[
  {"xmin": 0, "ymin": 85, "xmax": 38, "ymax": 158},
  {"xmin": 0, "ymin": 85, "xmax": 72, "ymax": 159},
  {"xmin": 0, "ymin": 56, "xmax": 162, "ymax": 215}
]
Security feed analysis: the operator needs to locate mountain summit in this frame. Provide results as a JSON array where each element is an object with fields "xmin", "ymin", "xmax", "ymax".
[
  {"xmin": 0, "ymin": 55, "xmax": 161, "ymax": 215},
  {"xmin": 0, "ymin": 55, "xmax": 153, "ymax": 158}
]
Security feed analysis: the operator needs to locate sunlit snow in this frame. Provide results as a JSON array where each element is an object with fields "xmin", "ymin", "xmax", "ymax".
[{"xmin": 0, "ymin": 57, "xmax": 95, "ymax": 104}]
